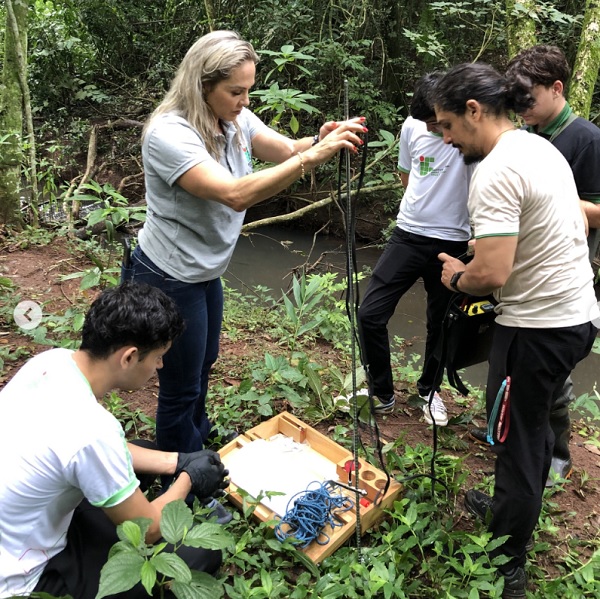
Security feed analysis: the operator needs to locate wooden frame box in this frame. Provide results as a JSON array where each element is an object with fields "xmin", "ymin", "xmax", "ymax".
[{"xmin": 219, "ymin": 411, "xmax": 402, "ymax": 563}]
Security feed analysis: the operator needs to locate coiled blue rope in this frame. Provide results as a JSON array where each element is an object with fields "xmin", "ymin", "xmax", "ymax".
[{"xmin": 274, "ymin": 481, "xmax": 355, "ymax": 547}]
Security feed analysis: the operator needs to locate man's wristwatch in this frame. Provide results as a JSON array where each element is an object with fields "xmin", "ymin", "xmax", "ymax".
[{"xmin": 450, "ymin": 271, "xmax": 464, "ymax": 292}]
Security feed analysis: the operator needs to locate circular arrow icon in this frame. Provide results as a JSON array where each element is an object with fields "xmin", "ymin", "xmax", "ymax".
[{"xmin": 13, "ymin": 300, "xmax": 43, "ymax": 331}]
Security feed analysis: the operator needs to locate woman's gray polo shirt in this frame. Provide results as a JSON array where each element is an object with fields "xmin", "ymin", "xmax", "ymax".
[{"xmin": 139, "ymin": 109, "xmax": 268, "ymax": 283}]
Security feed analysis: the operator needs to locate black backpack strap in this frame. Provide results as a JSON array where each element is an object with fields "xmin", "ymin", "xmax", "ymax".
[
  {"xmin": 447, "ymin": 364, "xmax": 470, "ymax": 396},
  {"xmin": 433, "ymin": 298, "xmax": 471, "ymax": 396}
]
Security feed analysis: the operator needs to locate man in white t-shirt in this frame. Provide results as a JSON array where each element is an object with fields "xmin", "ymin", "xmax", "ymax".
[
  {"xmin": 358, "ymin": 72, "xmax": 471, "ymax": 425},
  {"xmin": 433, "ymin": 62, "xmax": 598, "ymax": 598},
  {"xmin": 0, "ymin": 282, "xmax": 229, "ymax": 599}
]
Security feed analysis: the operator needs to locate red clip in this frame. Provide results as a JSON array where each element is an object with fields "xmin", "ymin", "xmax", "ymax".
[{"xmin": 344, "ymin": 460, "xmax": 359, "ymax": 483}]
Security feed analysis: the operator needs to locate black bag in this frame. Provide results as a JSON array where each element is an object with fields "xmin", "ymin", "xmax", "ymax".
[{"xmin": 439, "ymin": 294, "xmax": 497, "ymax": 395}]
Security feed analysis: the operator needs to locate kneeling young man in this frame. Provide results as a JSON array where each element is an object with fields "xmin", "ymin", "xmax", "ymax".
[{"xmin": 0, "ymin": 282, "xmax": 229, "ymax": 599}]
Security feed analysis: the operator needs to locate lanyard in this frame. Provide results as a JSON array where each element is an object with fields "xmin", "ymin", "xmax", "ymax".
[
  {"xmin": 486, "ymin": 376, "xmax": 511, "ymax": 445},
  {"xmin": 549, "ymin": 112, "xmax": 578, "ymax": 143}
]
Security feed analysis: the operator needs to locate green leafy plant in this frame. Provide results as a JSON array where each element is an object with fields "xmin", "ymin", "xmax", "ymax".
[
  {"xmin": 102, "ymin": 392, "xmax": 156, "ymax": 439},
  {"xmin": 279, "ymin": 272, "xmax": 363, "ymax": 352},
  {"xmin": 281, "ymin": 274, "xmax": 328, "ymax": 352},
  {"xmin": 572, "ymin": 389, "xmax": 600, "ymax": 422},
  {"xmin": 251, "ymin": 84, "xmax": 319, "ymax": 135},
  {"xmin": 259, "ymin": 45, "xmax": 316, "ymax": 83},
  {"xmin": 96, "ymin": 500, "xmax": 233, "ymax": 599},
  {"xmin": 251, "ymin": 44, "xmax": 319, "ymax": 135},
  {"xmin": 61, "ymin": 236, "xmax": 123, "ymax": 291},
  {"xmin": 250, "ymin": 352, "xmax": 313, "ymax": 410},
  {"xmin": 0, "ymin": 276, "xmax": 19, "ymax": 327},
  {"xmin": 22, "ymin": 305, "xmax": 86, "ymax": 349},
  {"xmin": 75, "ymin": 180, "xmax": 146, "ymax": 243},
  {"xmin": 0, "ymin": 345, "xmax": 30, "ymax": 378},
  {"xmin": 61, "ymin": 264, "xmax": 120, "ymax": 291}
]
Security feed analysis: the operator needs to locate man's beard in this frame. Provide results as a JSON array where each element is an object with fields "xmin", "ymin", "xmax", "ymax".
[
  {"xmin": 463, "ymin": 154, "xmax": 483, "ymax": 165},
  {"xmin": 452, "ymin": 143, "xmax": 482, "ymax": 165}
]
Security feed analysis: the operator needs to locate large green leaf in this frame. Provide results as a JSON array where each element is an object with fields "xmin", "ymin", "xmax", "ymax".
[
  {"xmin": 152, "ymin": 552, "xmax": 191, "ymax": 582},
  {"xmin": 117, "ymin": 519, "xmax": 142, "ymax": 548},
  {"xmin": 172, "ymin": 571, "xmax": 224, "ymax": 599},
  {"xmin": 80, "ymin": 268, "xmax": 101, "ymax": 290},
  {"xmin": 140, "ymin": 560, "xmax": 157, "ymax": 595},
  {"xmin": 95, "ymin": 553, "xmax": 144, "ymax": 599},
  {"xmin": 86, "ymin": 208, "xmax": 108, "ymax": 227},
  {"xmin": 183, "ymin": 522, "xmax": 234, "ymax": 549},
  {"xmin": 107, "ymin": 540, "xmax": 139, "ymax": 559},
  {"xmin": 161, "ymin": 500, "xmax": 193, "ymax": 544}
]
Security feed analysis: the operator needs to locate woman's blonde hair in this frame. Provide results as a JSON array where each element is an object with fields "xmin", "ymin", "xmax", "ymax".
[{"xmin": 144, "ymin": 30, "xmax": 259, "ymax": 158}]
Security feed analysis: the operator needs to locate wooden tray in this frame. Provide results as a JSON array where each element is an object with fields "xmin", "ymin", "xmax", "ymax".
[{"xmin": 219, "ymin": 411, "xmax": 402, "ymax": 563}]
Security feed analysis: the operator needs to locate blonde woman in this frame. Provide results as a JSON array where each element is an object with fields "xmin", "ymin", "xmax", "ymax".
[{"xmin": 127, "ymin": 30, "xmax": 364, "ymax": 461}]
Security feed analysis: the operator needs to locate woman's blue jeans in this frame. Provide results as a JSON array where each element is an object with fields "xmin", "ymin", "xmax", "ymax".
[{"xmin": 124, "ymin": 246, "xmax": 223, "ymax": 453}]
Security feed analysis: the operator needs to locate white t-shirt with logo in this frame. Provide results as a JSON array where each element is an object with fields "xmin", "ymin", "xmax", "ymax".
[
  {"xmin": 470, "ymin": 129, "xmax": 597, "ymax": 328},
  {"xmin": 0, "ymin": 349, "xmax": 138, "ymax": 598},
  {"xmin": 397, "ymin": 116, "xmax": 472, "ymax": 241}
]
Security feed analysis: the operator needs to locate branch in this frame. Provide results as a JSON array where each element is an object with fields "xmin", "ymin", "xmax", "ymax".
[
  {"xmin": 117, "ymin": 172, "xmax": 144, "ymax": 194},
  {"xmin": 242, "ymin": 182, "xmax": 403, "ymax": 232},
  {"xmin": 98, "ymin": 118, "xmax": 144, "ymax": 130},
  {"xmin": 70, "ymin": 125, "xmax": 98, "ymax": 222}
]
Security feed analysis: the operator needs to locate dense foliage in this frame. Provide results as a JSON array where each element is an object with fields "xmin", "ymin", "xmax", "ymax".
[{"xmin": 0, "ymin": 0, "xmax": 596, "ymax": 229}]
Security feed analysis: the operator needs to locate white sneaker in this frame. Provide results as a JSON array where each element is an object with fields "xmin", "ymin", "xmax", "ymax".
[
  {"xmin": 420, "ymin": 391, "xmax": 448, "ymax": 426},
  {"xmin": 333, "ymin": 388, "xmax": 369, "ymax": 413}
]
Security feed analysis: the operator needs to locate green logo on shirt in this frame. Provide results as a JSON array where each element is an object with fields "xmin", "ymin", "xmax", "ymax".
[
  {"xmin": 419, "ymin": 155, "xmax": 435, "ymax": 175},
  {"xmin": 243, "ymin": 145, "xmax": 252, "ymax": 167}
]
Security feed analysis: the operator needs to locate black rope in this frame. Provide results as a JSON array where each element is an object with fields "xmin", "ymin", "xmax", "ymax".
[{"xmin": 337, "ymin": 83, "xmax": 392, "ymax": 542}]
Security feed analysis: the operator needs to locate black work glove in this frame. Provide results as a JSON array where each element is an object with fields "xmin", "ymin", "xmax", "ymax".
[
  {"xmin": 179, "ymin": 452, "xmax": 229, "ymax": 499},
  {"xmin": 176, "ymin": 450, "xmax": 220, "ymax": 476}
]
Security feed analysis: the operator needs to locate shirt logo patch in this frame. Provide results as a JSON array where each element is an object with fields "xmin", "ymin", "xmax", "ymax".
[
  {"xmin": 242, "ymin": 145, "xmax": 252, "ymax": 167},
  {"xmin": 419, "ymin": 155, "xmax": 435, "ymax": 175}
]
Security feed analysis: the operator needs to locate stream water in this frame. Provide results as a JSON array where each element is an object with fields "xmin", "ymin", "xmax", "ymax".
[{"xmin": 226, "ymin": 226, "xmax": 600, "ymax": 401}]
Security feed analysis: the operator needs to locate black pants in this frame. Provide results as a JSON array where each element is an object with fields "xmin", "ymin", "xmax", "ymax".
[
  {"xmin": 32, "ymin": 441, "xmax": 222, "ymax": 599},
  {"xmin": 549, "ymin": 375, "xmax": 574, "ymax": 461},
  {"xmin": 486, "ymin": 322, "xmax": 596, "ymax": 572},
  {"xmin": 358, "ymin": 227, "xmax": 467, "ymax": 398}
]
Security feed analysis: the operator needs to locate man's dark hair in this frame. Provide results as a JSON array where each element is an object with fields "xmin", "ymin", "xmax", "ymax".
[
  {"xmin": 505, "ymin": 45, "xmax": 571, "ymax": 112},
  {"xmin": 506, "ymin": 45, "xmax": 570, "ymax": 88},
  {"xmin": 432, "ymin": 62, "xmax": 515, "ymax": 117},
  {"xmin": 80, "ymin": 281, "xmax": 185, "ymax": 360},
  {"xmin": 410, "ymin": 72, "xmax": 444, "ymax": 121}
]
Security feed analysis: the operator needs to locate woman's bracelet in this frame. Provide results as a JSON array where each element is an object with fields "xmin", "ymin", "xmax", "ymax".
[{"xmin": 297, "ymin": 152, "xmax": 306, "ymax": 179}]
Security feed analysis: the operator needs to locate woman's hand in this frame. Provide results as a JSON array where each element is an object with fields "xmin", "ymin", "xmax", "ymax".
[
  {"xmin": 317, "ymin": 116, "xmax": 365, "ymax": 142},
  {"xmin": 304, "ymin": 117, "xmax": 366, "ymax": 168}
]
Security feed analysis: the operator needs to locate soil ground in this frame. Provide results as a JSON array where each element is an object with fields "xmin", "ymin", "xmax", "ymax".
[{"xmin": 1, "ymin": 232, "xmax": 599, "ymax": 577}]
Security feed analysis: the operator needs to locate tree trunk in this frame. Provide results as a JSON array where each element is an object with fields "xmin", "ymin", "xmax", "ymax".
[
  {"xmin": 0, "ymin": 0, "xmax": 28, "ymax": 225},
  {"xmin": 6, "ymin": 0, "xmax": 38, "ymax": 226},
  {"xmin": 569, "ymin": 0, "xmax": 600, "ymax": 119},
  {"xmin": 505, "ymin": 0, "xmax": 537, "ymax": 59}
]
